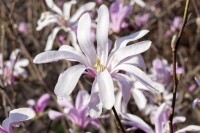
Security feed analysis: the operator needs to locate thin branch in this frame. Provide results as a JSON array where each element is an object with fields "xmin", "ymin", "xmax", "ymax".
[
  {"xmin": 112, "ymin": 107, "xmax": 126, "ymax": 133},
  {"xmin": 169, "ymin": 0, "xmax": 190, "ymax": 132}
]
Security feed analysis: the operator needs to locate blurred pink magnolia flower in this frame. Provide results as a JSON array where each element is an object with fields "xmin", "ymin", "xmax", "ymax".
[
  {"xmin": 121, "ymin": 103, "xmax": 200, "ymax": 133},
  {"xmin": 192, "ymin": 77, "xmax": 200, "ymax": 108},
  {"xmin": 48, "ymin": 90, "xmax": 102, "ymax": 129},
  {"xmin": 109, "ymin": 0, "xmax": 132, "ymax": 33},
  {"xmin": 36, "ymin": 0, "xmax": 95, "ymax": 51},
  {"xmin": 18, "ymin": 22, "xmax": 29, "ymax": 34},
  {"xmin": 34, "ymin": 5, "xmax": 159, "ymax": 117},
  {"xmin": 0, "ymin": 49, "xmax": 29, "ymax": 86},
  {"xmin": 166, "ymin": 17, "xmax": 183, "ymax": 36},
  {"xmin": 0, "ymin": 108, "xmax": 35, "ymax": 133},
  {"xmin": 135, "ymin": 13, "xmax": 150, "ymax": 28},
  {"xmin": 27, "ymin": 93, "xmax": 51, "ymax": 113}
]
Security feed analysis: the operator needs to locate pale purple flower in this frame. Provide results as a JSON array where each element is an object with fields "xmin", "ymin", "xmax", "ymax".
[
  {"xmin": 18, "ymin": 22, "xmax": 29, "ymax": 34},
  {"xmin": 193, "ymin": 77, "xmax": 200, "ymax": 108},
  {"xmin": 27, "ymin": 93, "xmax": 51, "ymax": 113},
  {"xmin": 109, "ymin": 1, "xmax": 132, "ymax": 33},
  {"xmin": 34, "ymin": 5, "xmax": 159, "ymax": 118},
  {"xmin": 121, "ymin": 103, "xmax": 200, "ymax": 133},
  {"xmin": 36, "ymin": 0, "xmax": 95, "ymax": 51},
  {"xmin": 48, "ymin": 90, "xmax": 100, "ymax": 129},
  {"xmin": 166, "ymin": 17, "xmax": 183, "ymax": 36},
  {"xmin": 0, "ymin": 49, "xmax": 29, "ymax": 85},
  {"xmin": 0, "ymin": 108, "xmax": 35, "ymax": 133},
  {"xmin": 135, "ymin": 13, "xmax": 150, "ymax": 28}
]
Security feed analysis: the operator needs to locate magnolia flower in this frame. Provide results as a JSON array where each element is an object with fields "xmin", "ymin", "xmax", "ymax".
[
  {"xmin": 27, "ymin": 93, "xmax": 51, "ymax": 113},
  {"xmin": 109, "ymin": 0, "xmax": 132, "ymax": 33},
  {"xmin": 135, "ymin": 13, "xmax": 150, "ymax": 28},
  {"xmin": 36, "ymin": 0, "xmax": 95, "ymax": 51},
  {"xmin": 48, "ymin": 90, "xmax": 101, "ymax": 129},
  {"xmin": 34, "ymin": 5, "xmax": 158, "ymax": 117},
  {"xmin": 18, "ymin": 22, "xmax": 29, "ymax": 34},
  {"xmin": 0, "ymin": 108, "xmax": 35, "ymax": 133},
  {"xmin": 0, "ymin": 49, "xmax": 29, "ymax": 85},
  {"xmin": 166, "ymin": 17, "xmax": 183, "ymax": 36},
  {"xmin": 192, "ymin": 77, "xmax": 200, "ymax": 108},
  {"xmin": 121, "ymin": 103, "xmax": 200, "ymax": 133}
]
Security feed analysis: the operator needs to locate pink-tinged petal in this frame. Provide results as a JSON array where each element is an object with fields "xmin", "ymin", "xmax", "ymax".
[
  {"xmin": 70, "ymin": 2, "xmax": 96, "ymax": 23},
  {"xmin": 57, "ymin": 97, "xmax": 73, "ymax": 109},
  {"xmin": 96, "ymin": 5, "xmax": 109, "ymax": 65},
  {"xmin": 97, "ymin": 69, "xmax": 115, "ymax": 109},
  {"xmin": 63, "ymin": 0, "xmax": 76, "ymax": 19},
  {"xmin": 45, "ymin": 27, "xmax": 62, "ymax": 51},
  {"xmin": 193, "ymin": 98, "xmax": 200, "ymax": 108},
  {"xmin": 45, "ymin": 0, "xmax": 63, "ymax": 15},
  {"xmin": 2, "ymin": 118, "xmax": 10, "ymax": 133},
  {"xmin": 90, "ymin": 120, "xmax": 100, "ymax": 129},
  {"xmin": 89, "ymin": 79, "xmax": 103, "ymax": 118},
  {"xmin": 121, "ymin": 113, "xmax": 154, "ymax": 133},
  {"xmin": 111, "ymin": 30, "xmax": 149, "ymax": 53},
  {"xmin": 114, "ymin": 73, "xmax": 132, "ymax": 105},
  {"xmin": 175, "ymin": 125, "xmax": 200, "ymax": 133},
  {"xmin": 0, "ymin": 126, "xmax": 7, "ymax": 133},
  {"xmin": 195, "ymin": 77, "xmax": 200, "ymax": 86},
  {"xmin": 75, "ymin": 90, "xmax": 90, "ymax": 110},
  {"xmin": 109, "ymin": 41, "xmax": 151, "ymax": 70},
  {"xmin": 35, "ymin": 93, "xmax": 50, "ymax": 113},
  {"xmin": 77, "ymin": 13, "xmax": 96, "ymax": 65},
  {"xmin": 33, "ymin": 51, "xmax": 89, "ymax": 66},
  {"xmin": 114, "ymin": 64, "xmax": 159, "ymax": 92},
  {"xmin": 173, "ymin": 116, "xmax": 186, "ymax": 124},
  {"xmin": 54, "ymin": 65, "xmax": 86, "ymax": 98},
  {"xmin": 132, "ymin": 89, "xmax": 147, "ymax": 110},
  {"xmin": 48, "ymin": 110, "xmax": 65, "ymax": 120},
  {"xmin": 114, "ymin": 91, "xmax": 127, "ymax": 113}
]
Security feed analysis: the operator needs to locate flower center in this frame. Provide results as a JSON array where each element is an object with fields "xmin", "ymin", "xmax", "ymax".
[
  {"xmin": 60, "ymin": 17, "xmax": 67, "ymax": 26},
  {"xmin": 94, "ymin": 59, "xmax": 105, "ymax": 72}
]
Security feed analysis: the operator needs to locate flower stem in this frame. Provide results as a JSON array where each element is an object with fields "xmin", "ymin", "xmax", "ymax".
[
  {"xmin": 112, "ymin": 107, "xmax": 126, "ymax": 133},
  {"xmin": 169, "ymin": 0, "xmax": 190, "ymax": 132}
]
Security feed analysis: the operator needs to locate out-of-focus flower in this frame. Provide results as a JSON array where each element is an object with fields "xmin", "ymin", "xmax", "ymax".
[
  {"xmin": 0, "ymin": 49, "xmax": 29, "ymax": 86},
  {"xmin": 27, "ymin": 93, "xmax": 51, "ymax": 113},
  {"xmin": 48, "ymin": 90, "xmax": 101, "ymax": 129},
  {"xmin": 192, "ymin": 77, "xmax": 200, "ymax": 108},
  {"xmin": 135, "ymin": 13, "xmax": 150, "ymax": 28},
  {"xmin": 121, "ymin": 103, "xmax": 200, "ymax": 133},
  {"xmin": 166, "ymin": 17, "xmax": 183, "ymax": 36},
  {"xmin": 130, "ymin": 0, "xmax": 146, "ymax": 7},
  {"xmin": 34, "ymin": 5, "xmax": 159, "ymax": 117},
  {"xmin": 0, "ymin": 108, "xmax": 35, "ymax": 133},
  {"xmin": 36, "ymin": 0, "xmax": 95, "ymax": 51},
  {"xmin": 109, "ymin": 0, "xmax": 132, "ymax": 33},
  {"xmin": 18, "ymin": 22, "xmax": 29, "ymax": 35}
]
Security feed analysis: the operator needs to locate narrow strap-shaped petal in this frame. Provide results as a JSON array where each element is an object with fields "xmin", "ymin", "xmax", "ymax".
[
  {"xmin": 111, "ymin": 30, "xmax": 149, "ymax": 54},
  {"xmin": 77, "ymin": 13, "xmax": 96, "ymax": 65},
  {"xmin": 0, "ymin": 126, "xmax": 7, "ymax": 133},
  {"xmin": 193, "ymin": 98, "xmax": 200, "ymax": 108},
  {"xmin": 48, "ymin": 110, "xmax": 65, "ymax": 120},
  {"xmin": 35, "ymin": 93, "xmax": 50, "ymax": 113},
  {"xmin": 97, "ymin": 69, "xmax": 115, "ymax": 109},
  {"xmin": 70, "ymin": 2, "xmax": 96, "ymax": 23},
  {"xmin": 113, "ymin": 64, "xmax": 159, "ymax": 93},
  {"xmin": 121, "ymin": 113, "xmax": 154, "ymax": 133},
  {"xmin": 175, "ymin": 125, "xmax": 200, "ymax": 133},
  {"xmin": 45, "ymin": 0, "xmax": 63, "ymax": 15},
  {"xmin": 63, "ymin": 0, "xmax": 76, "ymax": 19},
  {"xmin": 108, "ymin": 41, "xmax": 151, "ymax": 70},
  {"xmin": 96, "ymin": 5, "xmax": 109, "ymax": 65},
  {"xmin": 132, "ymin": 89, "xmax": 147, "ymax": 110},
  {"xmin": 45, "ymin": 27, "xmax": 62, "ymax": 51},
  {"xmin": 75, "ymin": 90, "xmax": 90, "ymax": 110},
  {"xmin": 195, "ymin": 77, "xmax": 200, "ymax": 86},
  {"xmin": 54, "ymin": 65, "xmax": 86, "ymax": 98}
]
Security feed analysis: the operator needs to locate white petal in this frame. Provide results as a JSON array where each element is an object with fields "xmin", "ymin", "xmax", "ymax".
[
  {"xmin": 10, "ymin": 49, "xmax": 19, "ymax": 61},
  {"xmin": 63, "ymin": 0, "xmax": 76, "ymax": 19},
  {"xmin": 45, "ymin": 27, "xmax": 62, "ymax": 51},
  {"xmin": 96, "ymin": 5, "xmax": 109, "ymax": 65},
  {"xmin": 111, "ymin": 30, "xmax": 149, "ymax": 53},
  {"xmin": 33, "ymin": 50, "xmax": 89, "ymax": 66},
  {"xmin": 97, "ymin": 69, "xmax": 115, "ymax": 109},
  {"xmin": 70, "ymin": 2, "xmax": 96, "ymax": 23},
  {"xmin": 108, "ymin": 41, "xmax": 151, "ymax": 70},
  {"xmin": 75, "ymin": 90, "xmax": 90, "ymax": 110},
  {"xmin": 114, "ymin": 64, "xmax": 159, "ymax": 93},
  {"xmin": 15, "ymin": 59, "xmax": 29, "ymax": 67},
  {"xmin": 131, "ymin": 0, "xmax": 146, "ymax": 7},
  {"xmin": 45, "ymin": 0, "xmax": 63, "ymax": 15},
  {"xmin": 48, "ymin": 110, "xmax": 65, "ymax": 120},
  {"xmin": 132, "ymin": 89, "xmax": 147, "ymax": 110},
  {"xmin": 121, "ymin": 113, "xmax": 154, "ymax": 133},
  {"xmin": 54, "ymin": 65, "xmax": 86, "ymax": 98},
  {"xmin": 173, "ymin": 116, "xmax": 186, "ymax": 124},
  {"xmin": 193, "ymin": 98, "xmax": 200, "ymax": 108},
  {"xmin": 89, "ymin": 79, "xmax": 103, "ymax": 118},
  {"xmin": 77, "ymin": 13, "xmax": 96, "ymax": 65},
  {"xmin": 175, "ymin": 125, "xmax": 200, "ymax": 133}
]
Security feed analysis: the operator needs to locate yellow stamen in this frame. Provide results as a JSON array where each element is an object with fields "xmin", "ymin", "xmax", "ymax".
[{"xmin": 94, "ymin": 59, "xmax": 105, "ymax": 72}]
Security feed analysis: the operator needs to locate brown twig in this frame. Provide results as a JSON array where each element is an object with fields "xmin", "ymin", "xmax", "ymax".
[
  {"xmin": 112, "ymin": 107, "xmax": 126, "ymax": 133},
  {"xmin": 169, "ymin": 0, "xmax": 190, "ymax": 132}
]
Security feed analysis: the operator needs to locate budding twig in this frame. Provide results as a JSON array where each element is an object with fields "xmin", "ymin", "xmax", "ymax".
[{"xmin": 112, "ymin": 107, "xmax": 126, "ymax": 133}]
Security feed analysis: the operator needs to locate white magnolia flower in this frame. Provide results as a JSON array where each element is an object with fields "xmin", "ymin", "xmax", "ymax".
[
  {"xmin": 36, "ymin": 0, "xmax": 95, "ymax": 51},
  {"xmin": 34, "ymin": 5, "xmax": 159, "ymax": 118}
]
